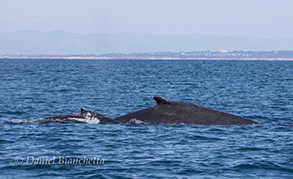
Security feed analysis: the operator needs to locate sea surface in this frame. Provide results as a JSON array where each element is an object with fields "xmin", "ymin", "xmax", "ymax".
[{"xmin": 0, "ymin": 59, "xmax": 292, "ymax": 178}]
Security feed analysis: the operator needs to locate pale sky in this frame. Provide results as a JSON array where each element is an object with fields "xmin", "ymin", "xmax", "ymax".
[{"xmin": 0, "ymin": 0, "xmax": 292, "ymax": 39}]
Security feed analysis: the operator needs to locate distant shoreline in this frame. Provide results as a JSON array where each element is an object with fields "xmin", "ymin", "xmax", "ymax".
[
  {"xmin": 1, "ymin": 56, "xmax": 293, "ymax": 61},
  {"xmin": 1, "ymin": 50, "xmax": 293, "ymax": 61}
]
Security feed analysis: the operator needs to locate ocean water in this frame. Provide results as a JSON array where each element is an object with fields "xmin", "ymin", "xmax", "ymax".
[{"xmin": 0, "ymin": 59, "xmax": 292, "ymax": 178}]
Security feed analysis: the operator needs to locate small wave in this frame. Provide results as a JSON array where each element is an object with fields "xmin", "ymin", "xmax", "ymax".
[
  {"xmin": 11, "ymin": 117, "xmax": 101, "ymax": 124},
  {"xmin": 236, "ymin": 147, "xmax": 264, "ymax": 151},
  {"xmin": 0, "ymin": 139, "xmax": 15, "ymax": 144},
  {"xmin": 188, "ymin": 135, "xmax": 223, "ymax": 141},
  {"xmin": 231, "ymin": 161, "xmax": 293, "ymax": 173},
  {"xmin": 11, "ymin": 119, "xmax": 37, "ymax": 123}
]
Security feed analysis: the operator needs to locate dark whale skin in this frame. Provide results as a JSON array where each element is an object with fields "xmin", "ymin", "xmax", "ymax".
[
  {"xmin": 36, "ymin": 108, "xmax": 116, "ymax": 124},
  {"xmin": 115, "ymin": 97, "xmax": 259, "ymax": 125}
]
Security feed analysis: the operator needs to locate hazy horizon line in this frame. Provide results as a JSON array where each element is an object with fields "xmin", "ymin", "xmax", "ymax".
[{"xmin": 1, "ymin": 30, "xmax": 292, "ymax": 40}]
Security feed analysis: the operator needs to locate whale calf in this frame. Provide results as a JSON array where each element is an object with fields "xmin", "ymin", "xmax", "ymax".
[
  {"xmin": 35, "ymin": 108, "xmax": 115, "ymax": 124},
  {"xmin": 115, "ymin": 97, "xmax": 258, "ymax": 125}
]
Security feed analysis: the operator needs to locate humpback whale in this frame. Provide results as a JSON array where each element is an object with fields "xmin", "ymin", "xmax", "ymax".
[
  {"xmin": 35, "ymin": 97, "xmax": 258, "ymax": 125},
  {"xmin": 35, "ymin": 108, "xmax": 115, "ymax": 124},
  {"xmin": 115, "ymin": 97, "xmax": 258, "ymax": 125}
]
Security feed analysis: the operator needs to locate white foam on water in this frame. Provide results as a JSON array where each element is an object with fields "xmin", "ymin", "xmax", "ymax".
[{"xmin": 128, "ymin": 118, "xmax": 147, "ymax": 124}]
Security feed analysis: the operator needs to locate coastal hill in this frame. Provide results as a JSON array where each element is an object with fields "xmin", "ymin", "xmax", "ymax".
[{"xmin": 0, "ymin": 31, "xmax": 292, "ymax": 55}]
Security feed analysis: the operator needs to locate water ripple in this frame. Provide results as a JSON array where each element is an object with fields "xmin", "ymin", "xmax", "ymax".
[{"xmin": 0, "ymin": 59, "xmax": 292, "ymax": 178}]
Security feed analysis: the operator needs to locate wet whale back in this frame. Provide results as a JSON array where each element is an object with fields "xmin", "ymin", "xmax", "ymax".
[
  {"xmin": 36, "ymin": 108, "xmax": 115, "ymax": 124},
  {"xmin": 115, "ymin": 97, "xmax": 258, "ymax": 125}
]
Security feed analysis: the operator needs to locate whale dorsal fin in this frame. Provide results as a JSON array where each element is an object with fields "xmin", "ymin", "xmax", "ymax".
[
  {"xmin": 80, "ymin": 108, "xmax": 90, "ymax": 114},
  {"xmin": 153, "ymin": 97, "xmax": 173, "ymax": 105}
]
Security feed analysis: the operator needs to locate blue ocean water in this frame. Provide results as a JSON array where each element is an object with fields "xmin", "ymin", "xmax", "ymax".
[{"xmin": 0, "ymin": 59, "xmax": 292, "ymax": 178}]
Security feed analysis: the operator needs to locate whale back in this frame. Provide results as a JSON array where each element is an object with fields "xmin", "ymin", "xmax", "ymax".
[
  {"xmin": 115, "ymin": 97, "xmax": 258, "ymax": 125},
  {"xmin": 35, "ymin": 108, "xmax": 115, "ymax": 124}
]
